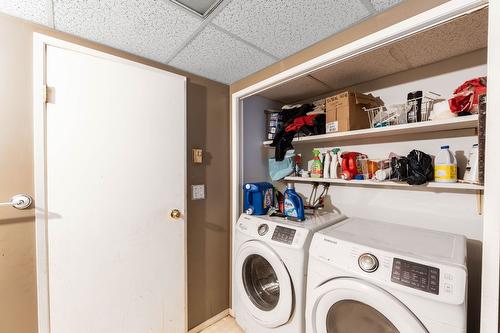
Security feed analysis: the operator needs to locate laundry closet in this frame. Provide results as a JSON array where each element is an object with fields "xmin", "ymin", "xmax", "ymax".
[{"xmin": 231, "ymin": 2, "xmax": 498, "ymax": 333}]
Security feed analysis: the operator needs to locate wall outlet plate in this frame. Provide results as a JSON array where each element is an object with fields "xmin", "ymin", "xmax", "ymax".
[{"xmin": 192, "ymin": 184, "xmax": 205, "ymax": 200}]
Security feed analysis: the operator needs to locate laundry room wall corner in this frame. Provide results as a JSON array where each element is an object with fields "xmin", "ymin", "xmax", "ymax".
[{"xmin": 0, "ymin": 12, "xmax": 230, "ymax": 333}]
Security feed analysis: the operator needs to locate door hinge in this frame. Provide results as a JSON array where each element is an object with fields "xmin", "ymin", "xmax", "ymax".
[{"xmin": 43, "ymin": 85, "xmax": 55, "ymax": 104}]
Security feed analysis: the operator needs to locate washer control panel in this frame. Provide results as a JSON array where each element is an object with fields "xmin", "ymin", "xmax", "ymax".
[
  {"xmin": 391, "ymin": 258, "xmax": 440, "ymax": 295},
  {"xmin": 271, "ymin": 226, "xmax": 296, "ymax": 244}
]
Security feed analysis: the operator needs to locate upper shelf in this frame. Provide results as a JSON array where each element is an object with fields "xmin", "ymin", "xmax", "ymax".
[
  {"xmin": 263, "ymin": 115, "xmax": 478, "ymax": 146},
  {"xmin": 258, "ymin": 7, "xmax": 488, "ymax": 104}
]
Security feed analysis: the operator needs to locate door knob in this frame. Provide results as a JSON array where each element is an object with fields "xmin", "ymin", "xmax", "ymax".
[{"xmin": 170, "ymin": 209, "xmax": 182, "ymax": 219}]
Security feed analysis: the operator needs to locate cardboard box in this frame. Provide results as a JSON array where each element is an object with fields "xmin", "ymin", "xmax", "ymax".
[{"xmin": 325, "ymin": 91, "xmax": 383, "ymax": 133}]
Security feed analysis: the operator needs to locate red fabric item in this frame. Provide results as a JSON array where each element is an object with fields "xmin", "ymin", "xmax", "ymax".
[
  {"xmin": 449, "ymin": 77, "xmax": 487, "ymax": 113},
  {"xmin": 285, "ymin": 114, "xmax": 318, "ymax": 132}
]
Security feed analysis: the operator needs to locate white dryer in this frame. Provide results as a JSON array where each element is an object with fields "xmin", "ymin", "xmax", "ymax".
[
  {"xmin": 306, "ymin": 218, "xmax": 467, "ymax": 333},
  {"xmin": 233, "ymin": 211, "xmax": 346, "ymax": 333}
]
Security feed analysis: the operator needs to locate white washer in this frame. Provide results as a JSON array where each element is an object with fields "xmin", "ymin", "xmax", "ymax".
[
  {"xmin": 306, "ymin": 218, "xmax": 467, "ymax": 333},
  {"xmin": 233, "ymin": 211, "xmax": 346, "ymax": 333}
]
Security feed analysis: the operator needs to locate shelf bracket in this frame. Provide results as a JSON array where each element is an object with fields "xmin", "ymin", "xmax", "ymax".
[{"xmin": 476, "ymin": 190, "xmax": 483, "ymax": 215}]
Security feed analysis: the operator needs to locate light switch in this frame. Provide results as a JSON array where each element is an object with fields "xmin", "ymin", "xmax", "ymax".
[
  {"xmin": 192, "ymin": 184, "xmax": 205, "ymax": 200},
  {"xmin": 193, "ymin": 149, "xmax": 203, "ymax": 164}
]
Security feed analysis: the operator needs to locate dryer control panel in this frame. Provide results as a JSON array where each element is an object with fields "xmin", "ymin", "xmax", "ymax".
[{"xmin": 391, "ymin": 258, "xmax": 439, "ymax": 295}]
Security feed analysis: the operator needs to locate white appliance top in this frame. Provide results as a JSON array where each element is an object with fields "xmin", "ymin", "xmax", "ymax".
[
  {"xmin": 243, "ymin": 210, "xmax": 346, "ymax": 232},
  {"xmin": 317, "ymin": 217, "xmax": 466, "ymax": 267},
  {"xmin": 237, "ymin": 211, "xmax": 346, "ymax": 249}
]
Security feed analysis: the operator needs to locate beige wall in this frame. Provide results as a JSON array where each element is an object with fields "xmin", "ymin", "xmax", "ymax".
[{"xmin": 0, "ymin": 12, "xmax": 229, "ymax": 332}]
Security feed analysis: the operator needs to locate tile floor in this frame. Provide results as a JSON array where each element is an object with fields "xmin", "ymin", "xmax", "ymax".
[{"xmin": 199, "ymin": 316, "xmax": 244, "ymax": 333}]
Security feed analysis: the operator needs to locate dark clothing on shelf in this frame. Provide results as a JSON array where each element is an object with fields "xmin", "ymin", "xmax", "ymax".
[{"xmin": 271, "ymin": 104, "xmax": 325, "ymax": 161}]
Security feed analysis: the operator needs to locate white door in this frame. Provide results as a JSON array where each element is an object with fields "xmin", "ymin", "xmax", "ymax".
[
  {"xmin": 235, "ymin": 240, "xmax": 293, "ymax": 328},
  {"xmin": 308, "ymin": 278, "xmax": 428, "ymax": 333},
  {"xmin": 34, "ymin": 38, "xmax": 186, "ymax": 333}
]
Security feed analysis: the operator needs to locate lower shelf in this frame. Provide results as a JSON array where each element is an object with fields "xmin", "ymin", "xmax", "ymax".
[{"xmin": 284, "ymin": 176, "xmax": 484, "ymax": 191}]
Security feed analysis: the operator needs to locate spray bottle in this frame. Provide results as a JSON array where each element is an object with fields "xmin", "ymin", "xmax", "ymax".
[
  {"xmin": 330, "ymin": 148, "xmax": 341, "ymax": 179},
  {"xmin": 311, "ymin": 149, "xmax": 323, "ymax": 178},
  {"xmin": 323, "ymin": 151, "xmax": 331, "ymax": 178}
]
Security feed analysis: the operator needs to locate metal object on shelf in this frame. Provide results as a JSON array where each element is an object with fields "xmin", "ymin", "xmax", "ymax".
[
  {"xmin": 0, "ymin": 194, "xmax": 33, "ymax": 210},
  {"xmin": 364, "ymin": 92, "xmax": 441, "ymax": 129}
]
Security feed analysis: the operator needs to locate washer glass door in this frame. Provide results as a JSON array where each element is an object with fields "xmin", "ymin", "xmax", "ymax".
[
  {"xmin": 236, "ymin": 240, "xmax": 293, "ymax": 328},
  {"xmin": 242, "ymin": 254, "xmax": 280, "ymax": 311}
]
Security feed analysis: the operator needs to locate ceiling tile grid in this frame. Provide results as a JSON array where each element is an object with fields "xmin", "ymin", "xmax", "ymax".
[
  {"xmin": 211, "ymin": 0, "xmax": 372, "ymax": 59},
  {"xmin": 0, "ymin": 0, "xmax": 406, "ymax": 84},
  {"xmin": 169, "ymin": 25, "xmax": 276, "ymax": 84},
  {"xmin": 0, "ymin": 0, "xmax": 49, "ymax": 25},
  {"xmin": 53, "ymin": 0, "xmax": 203, "ymax": 63}
]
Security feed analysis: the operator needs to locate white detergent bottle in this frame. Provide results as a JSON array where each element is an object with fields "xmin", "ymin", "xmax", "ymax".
[
  {"xmin": 330, "ymin": 148, "xmax": 341, "ymax": 179},
  {"xmin": 434, "ymin": 145, "xmax": 457, "ymax": 183},
  {"xmin": 323, "ymin": 151, "xmax": 331, "ymax": 178}
]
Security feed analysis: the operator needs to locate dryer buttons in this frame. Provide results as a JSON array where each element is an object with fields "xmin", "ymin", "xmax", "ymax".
[
  {"xmin": 257, "ymin": 224, "xmax": 269, "ymax": 236},
  {"xmin": 358, "ymin": 253, "xmax": 379, "ymax": 273}
]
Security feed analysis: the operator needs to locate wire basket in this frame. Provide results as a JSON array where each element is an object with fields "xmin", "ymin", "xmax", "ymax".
[{"xmin": 364, "ymin": 92, "xmax": 441, "ymax": 129}]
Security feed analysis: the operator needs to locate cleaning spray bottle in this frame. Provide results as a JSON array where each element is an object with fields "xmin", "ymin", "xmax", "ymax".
[
  {"xmin": 323, "ymin": 151, "xmax": 331, "ymax": 178},
  {"xmin": 284, "ymin": 183, "xmax": 305, "ymax": 221},
  {"xmin": 330, "ymin": 148, "xmax": 341, "ymax": 179},
  {"xmin": 311, "ymin": 149, "xmax": 323, "ymax": 178}
]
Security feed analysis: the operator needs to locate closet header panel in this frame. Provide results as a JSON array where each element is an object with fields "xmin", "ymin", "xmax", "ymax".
[{"xmin": 258, "ymin": 7, "xmax": 487, "ymax": 104}]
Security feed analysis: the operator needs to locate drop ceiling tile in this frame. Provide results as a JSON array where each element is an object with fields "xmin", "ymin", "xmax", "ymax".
[
  {"xmin": 53, "ymin": 0, "xmax": 203, "ymax": 63},
  {"xmin": 169, "ymin": 25, "xmax": 276, "ymax": 84},
  {"xmin": 212, "ymin": 0, "xmax": 371, "ymax": 59},
  {"xmin": 0, "ymin": 0, "xmax": 49, "ymax": 25},
  {"xmin": 370, "ymin": 0, "xmax": 404, "ymax": 12}
]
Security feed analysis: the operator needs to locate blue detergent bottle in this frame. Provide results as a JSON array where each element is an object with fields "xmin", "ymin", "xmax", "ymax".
[
  {"xmin": 243, "ymin": 182, "xmax": 274, "ymax": 215},
  {"xmin": 284, "ymin": 183, "xmax": 305, "ymax": 221}
]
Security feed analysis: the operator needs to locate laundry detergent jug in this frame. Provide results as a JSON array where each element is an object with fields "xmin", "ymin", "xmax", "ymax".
[
  {"xmin": 284, "ymin": 183, "xmax": 305, "ymax": 221},
  {"xmin": 243, "ymin": 182, "xmax": 274, "ymax": 215}
]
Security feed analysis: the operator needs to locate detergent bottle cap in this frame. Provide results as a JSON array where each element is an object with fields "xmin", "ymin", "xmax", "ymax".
[
  {"xmin": 332, "ymin": 148, "xmax": 340, "ymax": 154},
  {"xmin": 287, "ymin": 183, "xmax": 295, "ymax": 190}
]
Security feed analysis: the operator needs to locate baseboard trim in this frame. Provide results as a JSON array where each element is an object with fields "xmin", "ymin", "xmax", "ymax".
[
  {"xmin": 228, "ymin": 308, "xmax": 235, "ymax": 317},
  {"xmin": 188, "ymin": 309, "xmax": 230, "ymax": 333}
]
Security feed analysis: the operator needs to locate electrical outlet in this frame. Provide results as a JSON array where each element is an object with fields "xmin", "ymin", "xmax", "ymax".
[{"xmin": 192, "ymin": 184, "xmax": 205, "ymax": 200}]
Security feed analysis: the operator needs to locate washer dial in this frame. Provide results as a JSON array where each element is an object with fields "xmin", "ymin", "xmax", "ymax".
[
  {"xmin": 257, "ymin": 224, "xmax": 269, "ymax": 236},
  {"xmin": 358, "ymin": 253, "xmax": 379, "ymax": 273}
]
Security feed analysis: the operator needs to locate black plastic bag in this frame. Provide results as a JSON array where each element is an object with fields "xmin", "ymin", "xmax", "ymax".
[{"xmin": 406, "ymin": 149, "xmax": 434, "ymax": 185}]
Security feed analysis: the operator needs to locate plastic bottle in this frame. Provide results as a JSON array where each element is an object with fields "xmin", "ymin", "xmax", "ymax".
[
  {"xmin": 434, "ymin": 145, "xmax": 457, "ymax": 183},
  {"xmin": 323, "ymin": 151, "xmax": 331, "ymax": 178},
  {"xmin": 311, "ymin": 149, "xmax": 323, "ymax": 178},
  {"xmin": 330, "ymin": 148, "xmax": 341, "ymax": 179},
  {"xmin": 283, "ymin": 183, "xmax": 305, "ymax": 221},
  {"xmin": 463, "ymin": 144, "xmax": 479, "ymax": 184}
]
